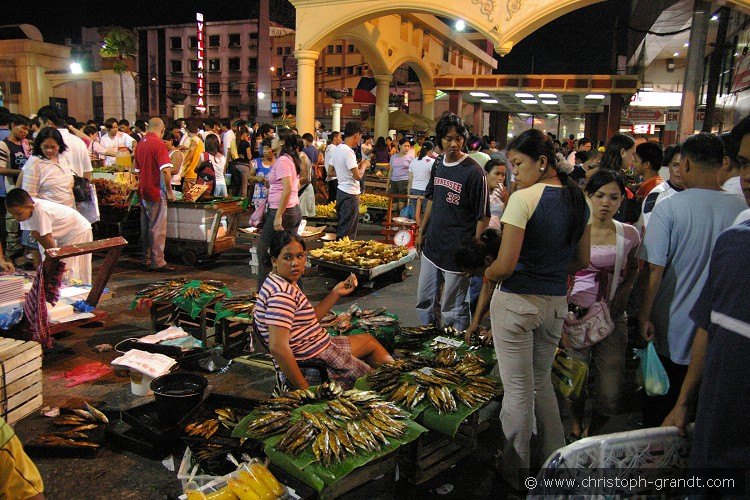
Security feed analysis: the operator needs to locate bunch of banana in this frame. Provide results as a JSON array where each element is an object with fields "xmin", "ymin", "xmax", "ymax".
[
  {"xmin": 360, "ymin": 193, "xmax": 388, "ymax": 208},
  {"xmin": 315, "ymin": 202, "xmax": 337, "ymax": 218}
]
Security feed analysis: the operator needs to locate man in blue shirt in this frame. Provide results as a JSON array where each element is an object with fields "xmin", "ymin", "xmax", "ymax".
[
  {"xmin": 638, "ymin": 133, "xmax": 746, "ymax": 427},
  {"xmin": 662, "ymin": 116, "xmax": 750, "ymax": 476}
]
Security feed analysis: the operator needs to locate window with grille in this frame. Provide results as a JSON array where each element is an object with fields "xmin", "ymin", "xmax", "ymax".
[
  {"xmin": 228, "ymin": 58, "xmax": 240, "ymax": 71},
  {"xmin": 208, "ymin": 82, "xmax": 221, "ymax": 94},
  {"xmin": 170, "ymin": 37, "xmax": 182, "ymax": 50},
  {"xmin": 228, "ymin": 34, "xmax": 241, "ymax": 47},
  {"xmin": 170, "ymin": 60, "xmax": 182, "ymax": 73},
  {"xmin": 209, "ymin": 35, "xmax": 220, "ymax": 47},
  {"xmin": 209, "ymin": 59, "xmax": 221, "ymax": 72}
]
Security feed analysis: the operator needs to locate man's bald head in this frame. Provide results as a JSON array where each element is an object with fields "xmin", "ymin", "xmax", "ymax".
[{"xmin": 148, "ymin": 117, "xmax": 165, "ymax": 131}]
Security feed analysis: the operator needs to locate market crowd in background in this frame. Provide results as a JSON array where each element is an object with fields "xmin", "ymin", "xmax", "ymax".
[{"xmin": 1, "ymin": 104, "xmax": 749, "ymax": 491}]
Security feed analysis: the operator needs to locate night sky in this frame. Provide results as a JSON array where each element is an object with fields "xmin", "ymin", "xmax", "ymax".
[{"xmin": 5, "ymin": 0, "xmax": 628, "ymax": 75}]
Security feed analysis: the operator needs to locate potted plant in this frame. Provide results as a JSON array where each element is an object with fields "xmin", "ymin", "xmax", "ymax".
[{"xmin": 325, "ymin": 88, "xmax": 349, "ymax": 101}]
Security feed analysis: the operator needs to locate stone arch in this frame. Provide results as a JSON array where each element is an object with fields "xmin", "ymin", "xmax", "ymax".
[
  {"xmin": 291, "ymin": 0, "xmax": 609, "ymax": 56},
  {"xmin": 388, "ymin": 56, "xmax": 435, "ymax": 91},
  {"xmin": 336, "ymin": 30, "xmax": 390, "ymax": 77}
]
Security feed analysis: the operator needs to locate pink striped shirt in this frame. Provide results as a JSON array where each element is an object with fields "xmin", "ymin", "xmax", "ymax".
[{"xmin": 254, "ymin": 273, "xmax": 330, "ymax": 360}]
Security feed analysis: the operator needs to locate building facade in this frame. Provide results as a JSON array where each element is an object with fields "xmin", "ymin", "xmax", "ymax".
[{"xmin": 136, "ymin": 19, "xmax": 265, "ymax": 119}]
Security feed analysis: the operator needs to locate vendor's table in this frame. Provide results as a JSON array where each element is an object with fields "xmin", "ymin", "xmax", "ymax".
[
  {"xmin": 0, "ymin": 338, "xmax": 43, "ymax": 424},
  {"xmin": 165, "ymin": 198, "xmax": 245, "ymax": 266},
  {"xmin": 309, "ymin": 248, "xmax": 417, "ymax": 284},
  {"xmin": 40, "ymin": 236, "xmax": 126, "ymax": 336}
]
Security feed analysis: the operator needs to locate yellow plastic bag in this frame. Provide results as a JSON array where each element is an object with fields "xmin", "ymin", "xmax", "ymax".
[{"xmin": 551, "ymin": 348, "xmax": 588, "ymax": 399}]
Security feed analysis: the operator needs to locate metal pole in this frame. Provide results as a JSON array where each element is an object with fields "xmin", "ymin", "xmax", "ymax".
[
  {"xmin": 703, "ymin": 7, "xmax": 729, "ymax": 132},
  {"xmin": 678, "ymin": 0, "xmax": 711, "ymax": 140}
]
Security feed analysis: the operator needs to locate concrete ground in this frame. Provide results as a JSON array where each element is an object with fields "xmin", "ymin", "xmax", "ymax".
[{"xmin": 11, "ymin": 225, "xmax": 641, "ymax": 499}]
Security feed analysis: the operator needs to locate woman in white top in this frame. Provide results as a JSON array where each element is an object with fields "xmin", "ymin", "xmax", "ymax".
[
  {"xmin": 162, "ymin": 132, "xmax": 184, "ymax": 191},
  {"xmin": 407, "ymin": 140, "xmax": 435, "ymax": 218},
  {"xmin": 19, "ymin": 127, "xmax": 75, "ymax": 209},
  {"xmin": 295, "ymin": 134, "xmax": 316, "ymax": 217},
  {"xmin": 204, "ymin": 134, "xmax": 227, "ymax": 197}
]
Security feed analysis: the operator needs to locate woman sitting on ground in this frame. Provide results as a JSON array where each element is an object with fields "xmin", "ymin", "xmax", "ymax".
[{"xmin": 254, "ymin": 231, "xmax": 394, "ymax": 389}]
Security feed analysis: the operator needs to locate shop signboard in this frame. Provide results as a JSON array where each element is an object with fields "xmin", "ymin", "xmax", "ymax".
[
  {"xmin": 195, "ymin": 13, "xmax": 206, "ymax": 113},
  {"xmin": 665, "ymin": 109, "xmax": 680, "ymax": 131},
  {"xmin": 627, "ymin": 108, "xmax": 665, "ymax": 124}
]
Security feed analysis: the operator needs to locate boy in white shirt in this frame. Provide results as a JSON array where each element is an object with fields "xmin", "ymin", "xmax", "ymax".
[{"xmin": 6, "ymin": 189, "xmax": 93, "ymax": 283}]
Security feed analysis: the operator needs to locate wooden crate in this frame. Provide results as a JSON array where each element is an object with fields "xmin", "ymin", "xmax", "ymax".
[
  {"xmin": 319, "ymin": 452, "xmax": 398, "ymax": 500},
  {"xmin": 400, "ymin": 410, "xmax": 490, "ymax": 485},
  {"xmin": 149, "ymin": 301, "xmax": 219, "ymax": 347},
  {"xmin": 215, "ymin": 317, "xmax": 252, "ymax": 358},
  {"xmin": 0, "ymin": 338, "xmax": 43, "ymax": 424}
]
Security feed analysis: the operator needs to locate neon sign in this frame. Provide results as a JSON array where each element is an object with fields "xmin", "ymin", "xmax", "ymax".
[{"xmin": 196, "ymin": 12, "xmax": 206, "ymax": 113}]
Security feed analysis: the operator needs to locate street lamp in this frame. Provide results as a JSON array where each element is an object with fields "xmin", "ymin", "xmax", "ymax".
[
  {"xmin": 455, "ymin": 20, "xmax": 466, "ymax": 31},
  {"xmin": 270, "ymin": 66, "xmax": 275, "ymax": 72},
  {"xmin": 70, "ymin": 62, "xmax": 83, "ymax": 74}
]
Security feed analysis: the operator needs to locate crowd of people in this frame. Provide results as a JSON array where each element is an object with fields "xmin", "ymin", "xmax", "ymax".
[{"xmin": 1, "ymin": 104, "xmax": 749, "ymax": 491}]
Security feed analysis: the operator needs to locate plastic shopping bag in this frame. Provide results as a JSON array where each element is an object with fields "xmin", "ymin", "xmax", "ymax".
[
  {"xmin": 551, "ymin": 348, "xmax": 588, "ymax": 400},
  {"xmin": 636, "ymin": 341, "xmax": 670, "ymax": 396}
]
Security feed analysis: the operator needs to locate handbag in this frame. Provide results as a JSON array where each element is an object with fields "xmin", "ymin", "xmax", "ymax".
[
  {"xmin": 249, "ymin": 198, "xmax": 267, "ymax": 228},
  {"xmin": 72, "ymin": 175, "xmax": 93, "ymax": 202},
  {"xmin": 563, "ymin": 221, "xmax": 625, "ymax": 349}
]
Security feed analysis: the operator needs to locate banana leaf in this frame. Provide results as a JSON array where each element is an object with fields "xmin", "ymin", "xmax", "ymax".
[
  {"xmin": 214, "ymin": 304, "xmax": 251, "ymax": 322},
  {"xmin": 354, "ymin": 368, "xmax": 502, "ymax": 438},
  {"xmin": 171, "ymin": 280, "xmax": 232, "ymax": 319},
  {"xmin": 233, "ymin": 400, "xmax": 427, "ymax": 492}
]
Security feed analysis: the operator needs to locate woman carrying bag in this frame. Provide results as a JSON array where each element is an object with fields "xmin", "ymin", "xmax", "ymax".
[
  {"xmin": 563, "ymin": 169, "xmax": 640, "ymax": 441},
  {"xmin": 254, "ymin": 128, "xmax": 302, "ymax": 292}
]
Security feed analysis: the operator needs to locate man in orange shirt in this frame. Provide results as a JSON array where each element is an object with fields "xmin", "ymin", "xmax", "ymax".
[{"xmin": 634, "ymin": 141, "xmax": 664, "ymax": 199}]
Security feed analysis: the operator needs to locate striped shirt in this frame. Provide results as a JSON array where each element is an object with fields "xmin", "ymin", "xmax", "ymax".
[
  {"xmin": 21, "ymin": 155, "xmax": 75, "ymax": 208},
  {"xmin": 254, "ymin": 273, "xmax": 331, "ymax": 360}
]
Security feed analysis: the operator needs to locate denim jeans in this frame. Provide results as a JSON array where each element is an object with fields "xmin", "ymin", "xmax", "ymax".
[
  {"xmin": 140, "ymin": 193, "xmax": 168, "ymax": 269},
  {"xmin": 335, "ymin": 190, "xmax": 359, "ymax": 240},
  {"xmin": 415, "ymin": 255, "xmax": 470, "ymax": 330},
  {"xmin": 490, "ymin": 289, "xmax": 567, "ymax": 489},
  {"xmin": 255, "ymin": 205, "xmax": 302, "ymax": 291}
]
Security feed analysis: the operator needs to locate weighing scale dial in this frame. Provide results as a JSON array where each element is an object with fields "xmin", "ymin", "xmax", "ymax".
[{"xmin": 394, "ymin": 229, "xmax": 414, "ymax": 247}]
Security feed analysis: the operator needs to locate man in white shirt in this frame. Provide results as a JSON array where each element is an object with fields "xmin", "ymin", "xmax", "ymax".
[
  {"xmin": 6, "ymin": 189, "xmax": 93, "ymax": 283},
  {"xmin": 324, "ymin": 131, "xmax": 342, "ymax": 203},
  {"xmin": 331, "ymin": 122, "xmax": 369, "ymax": 239},
  {"xmin": 100, "ymin": 118, "xmax": 134, "ymax": 167},
  {"xmin": 220, "ymin": 118, "xmax": 236, "ymax": 161},
  {"xmin": 566, "ymin": 137, "xmax": 592, "ymax": 166},
  {"xmin": 36, "ymin": 106, "xmax": 93, "ymax": 179}
]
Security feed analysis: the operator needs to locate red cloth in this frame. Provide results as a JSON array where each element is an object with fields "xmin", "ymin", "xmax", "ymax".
[
  {"xmin": 23, "ymin": 261, "xmax": 66, "ymax": 348},
  {"xmin": 134, "ymin": 132, "xmax": 171, "ymax": 202}
]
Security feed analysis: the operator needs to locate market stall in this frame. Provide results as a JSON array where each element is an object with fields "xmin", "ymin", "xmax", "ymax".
[
  {"xmin": 308, "ymin": 238, "xmax": 417, "ymax": 284},
  {"xmin": 166, "ymin": 198, "xmax": 245, "ymax": 266}
]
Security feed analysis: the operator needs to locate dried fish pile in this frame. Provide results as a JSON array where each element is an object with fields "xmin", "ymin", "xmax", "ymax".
[
  {"xmin": 184, "ymin": 407, "xmax": 240, "ymax": 440},
  {"xmin": 241, "ymin": 382, "xmax": 409, "ymax": 466},
  {"xmin": 134, "ymin": 278, "xmax": 188, "ymax": 303},
  {"xmin": 218, "ymin": 294, "xmax": 257, "ymax": 316},
  {"xmin": 320, "ymin": 304, "xmax": 395, "ymax": 334},
  {"xmin": 30, "ymin": 402, "xmax": 109, "ymax": 449},
  {"xmin": 179, "ymin": 280, "xmax": 227, "ymax": 300},
  {"xmin": 367, "ymin": 350, "xmax": 501, "ymax": 413}
]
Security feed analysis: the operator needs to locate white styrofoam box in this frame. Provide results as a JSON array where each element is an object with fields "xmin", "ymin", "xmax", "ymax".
[
  {"xmin": 178, "ymin": 208, "xmax": 209, "ymax": 224},
  {"xmin": 249, "ymin": 247, "xmax": 259, "ymax": 265},
  {"xmin": 167, "ymin": 206, "xmax": 179, "ymax": 223},
  {"xmin": 176, "ymin": 221, "xmax": 227, "ymax": 241},
  {"xmin": 166, "ymin": 222, "xmax": 179, "ymax": 239}
]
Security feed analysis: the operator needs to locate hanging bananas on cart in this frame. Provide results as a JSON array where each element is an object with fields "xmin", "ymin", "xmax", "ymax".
[{"xmin": 360, "ymin": 194, "xmax": 388, "ymax": 208}]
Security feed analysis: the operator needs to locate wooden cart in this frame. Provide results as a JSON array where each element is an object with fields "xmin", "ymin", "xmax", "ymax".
[{"xmin": 165, "ymin": 198, "xmax": 245, "ymax": 266}]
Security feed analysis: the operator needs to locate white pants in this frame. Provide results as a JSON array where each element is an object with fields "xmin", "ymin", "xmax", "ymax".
[
  {"xmin": 40, "ymin": 229, "xmax": 93, "ymax": 284},
  {"xmin": 491, "ymin": 289, "xmax": 567, "ymax": 489}
]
